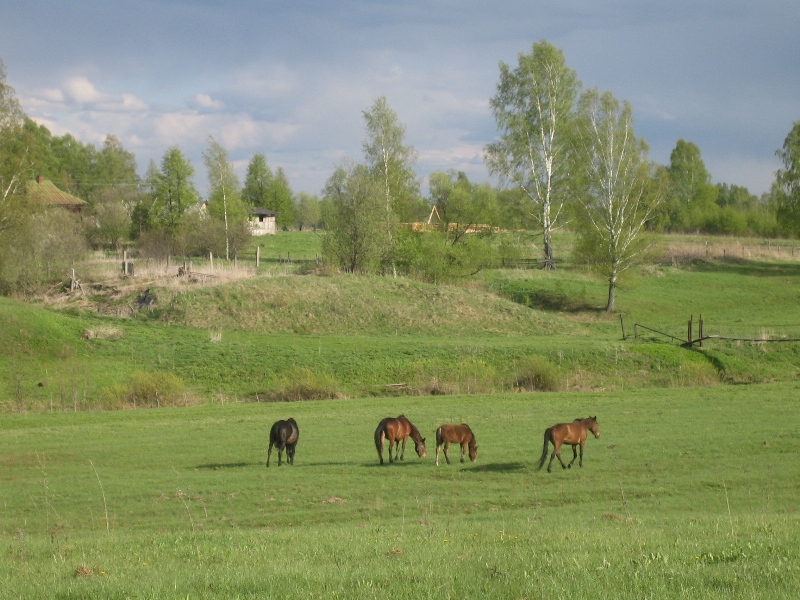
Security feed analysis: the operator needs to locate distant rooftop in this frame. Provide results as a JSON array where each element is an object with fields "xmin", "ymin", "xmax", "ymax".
[{"xmin": 27, "ymin": 176, "xmax": 87, "ymax": 211}]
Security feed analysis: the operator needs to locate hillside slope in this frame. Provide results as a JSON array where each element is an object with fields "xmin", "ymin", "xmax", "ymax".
[{"xmin": 134, "ymin": 274, "xmax": 582, "ymax": 337}]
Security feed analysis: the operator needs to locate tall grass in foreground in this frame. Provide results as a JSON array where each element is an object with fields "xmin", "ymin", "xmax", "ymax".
[{"xmin": 1, "ymin": 383, "xmax": 798, "ymax": 598}]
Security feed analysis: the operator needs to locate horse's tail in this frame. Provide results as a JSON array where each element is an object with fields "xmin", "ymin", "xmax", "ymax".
[
  {"xmin": 536, "ymin": 427, "xmax": 552, "ymax": 471},
  {"xmin": 375, "ymin": 419, "xmax": 387, "ymax": 463}
]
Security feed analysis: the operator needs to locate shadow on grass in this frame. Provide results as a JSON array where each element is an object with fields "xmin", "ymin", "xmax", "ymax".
[
  {"xmin": 195, "ymin": 462, "xmax": 257, "ymax": 469},
  {"xmin": 362, "ymin": 460, "xmax": 430, "ymax": 468},
  {"xmin": 685, "ymin": 257, "xmax": 800, "ymax": 278},
  {"xmin": 462, "ymin": 461, "xmax": 527, "ymax": 473}
]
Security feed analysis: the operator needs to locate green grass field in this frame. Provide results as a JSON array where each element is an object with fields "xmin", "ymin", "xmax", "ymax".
[{"xmin": 2, "ymin": 384, "xmax": 799, "ymax": 598}]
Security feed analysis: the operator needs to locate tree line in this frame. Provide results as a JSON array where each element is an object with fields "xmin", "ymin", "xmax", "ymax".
[{"xmin": 1, "ymin": 49, "xmax": 800, "ymax": 309}]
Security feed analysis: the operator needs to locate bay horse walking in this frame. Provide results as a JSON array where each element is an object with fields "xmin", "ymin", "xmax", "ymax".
[
  {"xmin": 267, "ymin": 418, "xmax": 299, "ymax": 467},
  {"xmin": 537, "ymin": 417, "xmax": 599, "ymax": 473},
  {"xmin": 435, "ymin": 423, "xmax": 478, "ymax": 466},
  {"xmin": 374, "ymin": 415, "xmax": 426, "ymax": 464}
]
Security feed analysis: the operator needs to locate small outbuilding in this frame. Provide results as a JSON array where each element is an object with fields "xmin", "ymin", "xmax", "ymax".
[
  {"xmin": 249, "ymin": 208, "xmax": 278, "ymax": 236},
  {"xmin": 27, "ymin": 176, "xmax": 87, "ymax": 214}
]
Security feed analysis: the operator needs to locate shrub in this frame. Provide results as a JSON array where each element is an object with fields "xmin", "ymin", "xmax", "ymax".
[
  {"xmin": 270, "ymin": 367, "xmax": 340, "ymax": 401},
  {"xmin": 101, "ymin": 371, "xmax": 187, "ymax": 409},
  {"xmin": 513, "ymin": 355, "xmax": 564, "ymax": 391}
]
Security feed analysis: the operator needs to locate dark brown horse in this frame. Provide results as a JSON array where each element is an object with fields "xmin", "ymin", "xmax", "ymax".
[
  {"xmin": 537, "ymin": 416, "xmax": 599, "ymax": 472},
  {"xmin": 374, "ymin": 415, "xmax": 426, "ymax": 464},
  {"xmin": 267, "ymin": 418, "xmax": 299, "ymax": 467},
  {"xmin": 435, "ymin": 423, "xmax": 478, "ymax": 466}
]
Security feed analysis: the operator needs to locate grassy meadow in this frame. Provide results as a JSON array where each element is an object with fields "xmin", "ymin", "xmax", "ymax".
[
  {"xmin": 1, "ymin": 230, "xmax": 800, "ymax": 597},
  {"xmin": 2, "ymin": 384, "xmax": 799, "ymax": 598}
]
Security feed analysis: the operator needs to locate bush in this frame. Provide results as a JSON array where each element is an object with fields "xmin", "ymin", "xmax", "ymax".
[
  {"xmin": 101, "ymin": 371, "xmax": 187, "ymax": 409},
  {"xmin": 513, "ymin": 355, "xmax": 564, "ymax": 391},
  {"xmin": 270, "ymin": 367, "xmax": 340, "ymax": 401},
  {"xmin": 0, "ymin": 207, "xmax": 86, "ymax": 296}
]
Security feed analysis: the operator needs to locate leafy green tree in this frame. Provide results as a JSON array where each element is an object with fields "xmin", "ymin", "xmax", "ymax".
[
  {"xmin": 269, "ymin": 167, "xmax": 295, "ymax": 230},
  {"xmin": 242, "ymin": 153, "xmax": 273, "ymax": 207},
  {"xmin": 149, "ymin": 147, "xmax": 199, "ymax": 232},
  {"xmin": 84, "ymin": 188, "xmax": 132, "ymax": 250},
  {"xmin": 203, "ymin": 136, "xmax": 247, "ymax": 259},
  {"xmin": 662, "ymin": 140, "xmax": 718, "ymax": 231},
  {"xmin": 0, "ymin": 59, "xmax": 28, "ymax": 217},
  {"xmin": 773, "ymin": 122, "xmax": 800, "ymax": 237},
  {"xmin": 362, "ymin": 96, "xmax": 420, "ymax": 276},
  {"xmin": 485, "ymin": 40, "xmax": 581, "ymax": 269},
  {"xmin": 573, "ymin": 90, "xmax": 662, "ymax": 312},
  {"xmin": 295, "ymin": 192, "xmax": 321, "ymax": 231},
  {"xmin": 429, "ymin": 170, "xmax": 499, "ymax": 245},
  {"xmin": 92, "ymin": 135, "xmax": 139, "ymax": 200},
  {"xmin": 321, "ymin": 161, "xmax": 386, "ymax": 273}
]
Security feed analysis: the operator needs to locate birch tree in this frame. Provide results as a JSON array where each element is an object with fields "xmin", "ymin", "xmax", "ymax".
[
  {"xmin": 0, "ymin": 58, "xmax": 28, "ymax": 218},
  {"xmin": 362, "ymin": 96, "xmax": 419, "ymax": 276},
  {"xmin": 573, "ymin": 90, "xmax": 661, "ymax": 312},
  {"xmin": 485, "ymin": 41, "xmax": 580, "ymax": 269},
  {"xmin": 203, "ymin": 136, "xmax": 246, "ymax": 260}
]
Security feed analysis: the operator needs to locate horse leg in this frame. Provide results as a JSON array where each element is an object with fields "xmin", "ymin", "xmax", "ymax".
[
  {"xmin": 267, "ymin": 441, "xmax": 274, "ymax": 467},
  {"xmin": 578, "ymin": 441, "xmax": 585, "ymax": 467},
  {"xmin": 287, "ymin": 444, "xmax": 295, "ymax": 465},
  {"xmin": 549, "ymin": 441, "xmax": 568, "ymax": 471},
  {"xmin": 400, "ymin": 437, "xmax": 407, "ymax": 461},
  {"xmin": 443, "ymin": 441, "xmax": 451, "ymax": 465},
  {"xmin": 568, "ymin": 444, "xmax": 578, "ymax": 468},
  {"xmin": 435, "ymin": 443, "xmax": 441, "ymax": 466},
  {"xmin": 278, "ymin": 443, "xmax": 285, "ymax": 466},
  {"xmin": 460, "ymin": 441, "xmax": 467, "ymax": 463},
  {"xmin": 389, "ymin": 440, "xmax": 396, "ymax": 463}
]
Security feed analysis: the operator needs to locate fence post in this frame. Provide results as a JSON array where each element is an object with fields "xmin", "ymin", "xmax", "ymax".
[
  {"xmin": 688, "ymin": 315, "xmax": 693, "ymax": 346},
  {"xmin": 256, "ymin": 246, "xmax": 260, "ymax": 268},
  {"xmin": 699, "ymin": 315, "xmax": 704, "ymax": 348},
  {"xmin": 619, "ymin": 313, "xmax": 626, "ymax": 340},
  {"xmin": 209, "ymin": 251, "xmax": 214, "ymax": 271}
]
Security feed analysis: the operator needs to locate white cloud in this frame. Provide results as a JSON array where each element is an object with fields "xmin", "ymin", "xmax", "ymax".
[
  {"xmin": 64, "ymin": 76, "xmax": 105, "ymax": 104},
  {"xmin": 195, "ymin": 94, "xmax": 224, "ymax": 110}
]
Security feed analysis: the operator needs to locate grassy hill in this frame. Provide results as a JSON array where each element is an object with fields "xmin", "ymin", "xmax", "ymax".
[{"xmin": 2, "ymin": 230, "xmax": 800, "ymax": 412}]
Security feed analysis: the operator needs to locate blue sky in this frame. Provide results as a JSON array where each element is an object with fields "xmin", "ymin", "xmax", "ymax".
[{"xmin": 2, "ymin": 0, "xmax": 797, "ymax": 197}]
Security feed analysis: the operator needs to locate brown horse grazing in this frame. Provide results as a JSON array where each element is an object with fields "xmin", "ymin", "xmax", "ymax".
[
  {"xmin": 267, "ymin": 418, "xmax": 299, "ymax": 467},
  {"xmin": 374, "ymin": 415, "xmax": 427, "ymax": 464},
  {"xmin": 537, "ymin": 416, "xmax": 599, "ymax": 473},
  {"xmin": 435, "ymin": 423, "xmax": 478, "ymax": 466}
]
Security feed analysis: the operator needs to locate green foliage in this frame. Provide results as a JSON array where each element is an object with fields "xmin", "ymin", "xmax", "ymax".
[
  {"xmin": 773, "ymin": 121, "xmax": 800, "ymax": 237},
  {"xmin": 84, "ymin": 190, "xmax": 132, "ymax": 250},
  {"xmin": 0, "ymin": 59, "xmax": 28, "ymax": 210},
  {"xmin": 321, "ymin": 162, "xmax": 387, "ymax": 273},
  {"xmin": 573, "ymin": 89, "xmax": 660, "ymax": 311},
  {"xmin": 295, "ymin": 191, "xmax": 321, "ymax": 231},
  {"xmin": 101, "ymin": 370, "xmax": 187, "ymax": 409},
  {"xmin": 0, "ymin": 207, "xmax": 86, "ymax": 295},
  {"xmin": 241, "ymin": 152, "xmax": 273, "ymax": 207},
  {"xmin": 513, "ymin": 354, "xmax": 563, "ymax": 390},
  {"xmin": 271, "ymin": 366, "xmax": 340, "ymax": 401},
  {"xmin": 147, "ymin": 148, "xmax": 200, "ymax": 232},
  {"xmin": 362, "ymin": 96, "xmax": 422, "ymax": 224},
  {"xmin": 396, "ymin": 229, "xmax": 500, "ymax": 283},
  {"xmin": 203, "ymin": 136, "xmax": 249, "ymax": 260},
  {"xmin": 486, "ymin": 40, "xmax": 581, "ymax": 267},
  {"xmin": 173, "ymin": 210, "xmax": 251, "ymax": 258}
]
